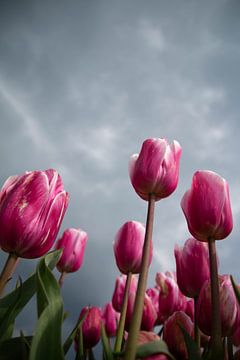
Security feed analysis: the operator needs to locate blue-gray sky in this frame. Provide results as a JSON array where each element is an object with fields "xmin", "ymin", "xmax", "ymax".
[{"xmin": 1, "ymin": 0, "xmax": 240, "ymax": 358}]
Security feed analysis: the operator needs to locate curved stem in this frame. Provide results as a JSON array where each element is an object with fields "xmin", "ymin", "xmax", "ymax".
[
  {"xmin": 124, "ymin": 194, "xmax": 155, "ymax": 360},
  {"xmin": 0, "ymin": 253, "xmax": 19, "ymax": 297},
  {"xmin": 194, "ymin": 296, "xmax": 200, "ymax": 347},
  {"xmin": 208, "ymin": 237, "xmax": 223, "ymax": 358},
  {"xmin": 58, "ymin": 272, "xmax": 66, "ymax": 287},
  {"xmin": 114, "ymin": 272, "xmax": 132, "ymax": 353}
]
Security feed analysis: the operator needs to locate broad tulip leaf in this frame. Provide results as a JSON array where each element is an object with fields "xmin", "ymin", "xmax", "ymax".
[
  {"xmin": 179, "ymin": 324, "xmax": 201, "ymax": 360},
  {"xmin": 0, "ymin": 335, "xmax": 32, "ymax": 360},
  {"xmin": 135, "ymin": 339, "xmax": 175, "ymax": 359},
  {"xmin": 101, "ymin": 323, "xmax": 114, "ymax": 360},
  {"xmin": 29, "ymin": 251, "xmax": 64, "ymax": 360}
]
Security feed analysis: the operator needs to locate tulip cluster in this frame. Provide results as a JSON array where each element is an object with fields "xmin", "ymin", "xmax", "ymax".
[{"xmin": 0, "ymin": 137, "xmax": 239, "ymax": 360}]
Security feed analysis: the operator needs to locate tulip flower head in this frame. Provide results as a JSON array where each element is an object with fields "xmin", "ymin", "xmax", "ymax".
[
  {"xmin": 0, "ymin": 169, "xmax": 69, "ymax": 258},
  {"xmin": 129, "ymin": 138, "xmax": 182, "ymax": 201},
  {"xmin": 113, "ymin": 221, "xmax": 152, "ymax": 274},
  {"xmin": 156, "ymin": 271, "xmax": 187, "ymax": 323},
  {"xmin": 174, "ymin": 238, "xmax": 210, "ymax": 298},
  {"xmin": 181, "ymin": 170, "xmax": 233, "ymax": 241},
  {"xmin": 197, "ymin": 275, "xmax": 239, "ymax": 337},
  {"xmin": 75, "ymin": 306, "xmax": 102, "ymax": 350},
  {"xmin": 55, "ymin": 228, "xmax": 88, "ymax": 273},
  {"xmin": 112, "ymin": 274, "xmax": 138, "ymax": 312},
  {"xmin": 163, "ymin": 311, "xmax": 194, "ymax": 359},
  {"xmin": 102, "ymin": 302, "xmax": 119, "ymax": 338}
]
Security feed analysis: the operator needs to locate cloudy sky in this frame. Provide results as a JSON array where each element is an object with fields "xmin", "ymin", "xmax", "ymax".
[{"xmin": 1, "ymin": 0, "xmax": 240, "ymax": 357}]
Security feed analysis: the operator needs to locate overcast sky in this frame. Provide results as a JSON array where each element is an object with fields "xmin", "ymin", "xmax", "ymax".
[{"xmin": 1, "ymin": 0, "xmax": 240, "ymax": 358}]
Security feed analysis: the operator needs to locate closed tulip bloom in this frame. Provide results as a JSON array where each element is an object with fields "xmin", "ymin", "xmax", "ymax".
[
  {"xmin": 0, "ymin": 169, "xmax": 69, "ymax": 258},
  {"xmin": 197, "ymin": 275, "xmax": 239, "ymax": 337},
  {"xmin": 102, "ymin": 302, "xmax": 119, "ymax": 338},
  {"xmin": 125, "ymin": 292, "xmax": 157, "ymax": 332},
  {"xmin": 112, "ymin": 274, "xmax": 138, "ymax": 312},
  {"xmin": 181, "ymin": 170, "xmax": 233, "ymax": 242},
  {"xmin": 146, "ymin": 287, "xmax": 160, "ymax": 325},
  {"xmin": 163, "ymin": 311, "xmax": 194, "ymax": 359},
  {"xmin": 185, "ymin": 298, "xmax": 194, "ymax": 321},
  {"xmin": 232, "ymin": 325, "xmax": 240, "ymax": 347},
  {"xmin": 76, "ymin": 306, "xmax": 102, "ymax": 349},
  {"xmin": 55, "ymin": 228, "xmax": 88, "ymax": 273},
  {"xmin": 174, "ymin": 238, "xmax": 210, "ymax": 298},
  {"xmin": 156, "ymin": 271, "xmax": 187, "ymax": 323},
  {"xmin": 113, "ymin": 221, "xmax": 152, "ymax": 274},
  {"xmin": 129, "ymin": 138, "xmax": 182, "ymax": 201},
  {"xmin": 137, "ymin": 331, "xmax": 169, "ymax": 360}
]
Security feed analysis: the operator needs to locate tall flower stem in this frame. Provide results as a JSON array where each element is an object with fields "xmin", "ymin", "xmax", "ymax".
[
  {"xmin": 114, "ymin": 272, "xmax": 132, "ymax": 353},
  {"xmin": 194, "ymin": 296, "xmax": 200, "ymax": 348},
  {"xmin": 0, "ymin": 253, "xmax": 19, "ymax": 297},
  {"xmin": 124, "ymin": 193, "xmax": 155, "ymax": 360},
  {"xmin": 58, "ymin": 271, "xmax": 66, "ymax": 287},
  {"xmin": 208, "ymin": 237, "xmax": 223, "ymax": 359}
]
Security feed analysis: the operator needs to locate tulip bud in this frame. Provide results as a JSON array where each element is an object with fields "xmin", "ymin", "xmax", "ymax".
[
  {"xmin": 113, "ymin": 221, "xmax": 152, "ymax": 274},
  {"xmin": 185, "ymin": 298, "xmax": 194, "ymax": 321},
  {"xmin": 112, "ymin": 274, "xmax": 138, "ymax": 312},
  {"xmin": 75, "ymin": 306, "xmax": 102, "ymax": 350},
  {"xmin": 197, "ymin": 275, "xmax": 239, "ymax": 336},
  {"xmin": 0, "ymin": 169, "xmax": 69, "ymax": 258},
  {"xmin": 55, "ymin": 228, "xmax": 88, "ymax": 273},
  {"xmin": 181, "ymin": 170, "xmax": 233, "ymax": 241},
  {"xmin": 137, "ymin": 331, "xmax": 169, "ymax": 360},
  {"xmin": 102, "ymin": 302, "xmax": 119, "ymax": 338},
  {"xmin": 174, "ymin": 238, "xmax": 210, "ymax": 298},
  {"xmin": 156, "ymin": 271, "xmax": 187, "ymax": 323},
  {"xmin": 232, "ymin": 325, "xmax": 240, "ymax": 347},
  {"xmin": 146, "ymin": 287, "xmax": 160, "ymax": 325},
  {"xmin": 129, "ymin": 138, "xmax": 182, "ymax": 201},
  {"xmin": 163, "ymin": 311, "xmax": 194, "ymax": 359},
  {"xmin": 125, "ymin": 292, "xmax": 157, "ymax": 332}
]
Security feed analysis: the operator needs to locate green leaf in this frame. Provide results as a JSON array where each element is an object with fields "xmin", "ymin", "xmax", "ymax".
[
  {"xmin": 63, "ymin": 313, "xmax": 87, "ymax": 355},
  {"xmin": 0, "ymin": 336, "xmax": 32, "ymax": 360},
  {"xmin": 29, "ymin": 251, "xmax": 64, "ymax": 360},
  {"xmin": 179, "ymin": 324, "xmax": 201, "ymax": 360},
  {"xmin": 75, "ymin": 324, "xmax": 84, "ymax": 360},
  {"xmin": 135, "ymin": 339, "xmax": 175, "ymax": 359},
  {"xmin": 101, "ymin": 323, "xmax": 114, "ymax": 360}
]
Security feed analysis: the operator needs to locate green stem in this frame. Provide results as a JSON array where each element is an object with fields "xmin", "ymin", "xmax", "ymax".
[
  {"xmin": 0, "ymin": 253, "xmax": 19, "ymax": 297},
  {"xmin": 124, "ymin": 193, "xmax": 155, "ymax": 360},
  {"xmin": 58, "ymin": 271, "xmax": 66, "ymax": 287},
  {"xmin": 227, "ymin": 337, "xmax": 233, "ymax": 360},
  {"xmin": 208, "ymin": 237, "xmax": 223, "ymax": 359},
  {"xmin": 194, "ymin": 296, "xmax": 200, "ymax": 348},
  {"xmin": 114, "ymin": 272, "xmax": 132, "ymax": 353}
]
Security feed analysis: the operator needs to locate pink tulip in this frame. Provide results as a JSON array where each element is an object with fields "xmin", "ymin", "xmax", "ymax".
[
  {"xmin": 174, "ymin": 238, "xmax": 210, "ymax": 298},
  {"xmin": 102, "ymin": 302, "xmax": 119, "ymax": 338},
  {"xmin": 197, "ymin": 275, "xmax": 239, "ymax": 336},
  {"xmin": 181, "ymin": 170, "xmax": 233, "ymax": 241},
  {"xmin": 125, "ymin": 292, "xmax": 157, "ymax": 332},
  {"xmin": 137, "ymin": 331, "xmax": 169, "ymax": 360},
  {"xmin": 129, "ymin": 138, "xmax": 182, "ymax": 201},
  {"xmin": 75, "ymin": 306, "xmax": 102, "ymax": 350},
  {"xmin": 55, "ymin": 228, "xmax": 88, "ymax": 273},
  {"xmin": 232, "ymin": 325, "xmax": 240, "ymax": 347},
  {"xmin": 163, "ymin": 311, "xmax": 194, "ymax": 359},
  {"xmin": 113, "ymin": 221, "xmax": 152, "ymax": 274},
  {"xmin": 146, "ymin": 287, "xmax": 160, "ymax": 325},
  {"xmin": 185, "ymin": 298, "xmax": 194, "ymax": 321},
  {"xmin": 112, "ymin": 274, "xmax": 138, "ymax": 312},
  {"xmin": 0, "ymin": 169, "xmax": 69, "ymax": 258},
  {"xmin": 156, "ymin": 271, "xmax": 187, "ymax": 323}
]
